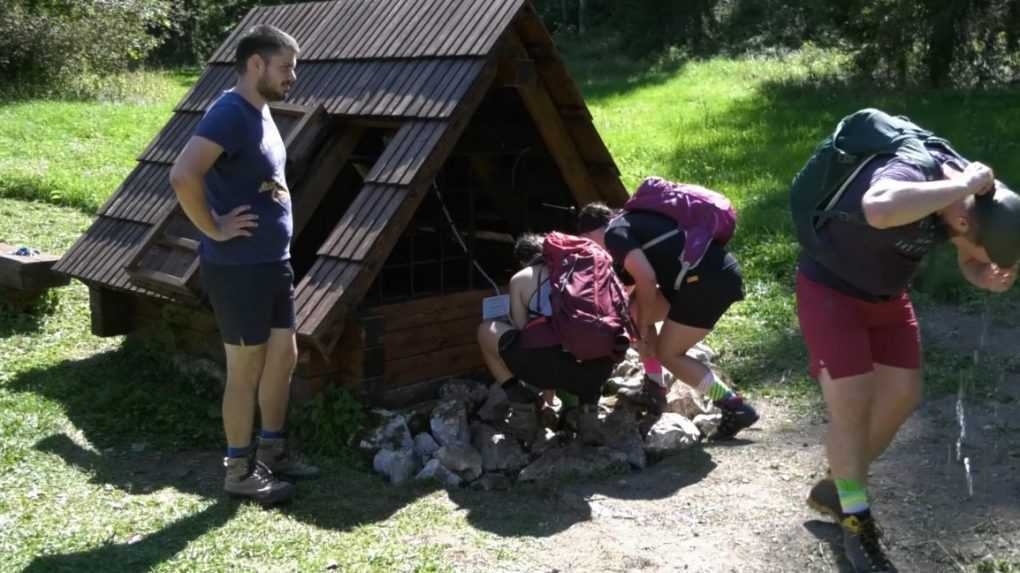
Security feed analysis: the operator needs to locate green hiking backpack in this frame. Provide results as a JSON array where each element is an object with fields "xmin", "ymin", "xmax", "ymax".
[{"xmin": 790, "ymin": 108, "xmax": 963, "ymax": 261}]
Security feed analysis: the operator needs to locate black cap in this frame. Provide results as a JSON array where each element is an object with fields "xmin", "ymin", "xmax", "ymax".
[{"xmin": 975, "ymin": 183, "xmax": 1020, "ymax": 267}]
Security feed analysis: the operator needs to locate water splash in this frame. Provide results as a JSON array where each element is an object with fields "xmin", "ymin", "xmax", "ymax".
[{"xmin": 955, "ymin": 301, "xmax": 990, "ymax": 499}]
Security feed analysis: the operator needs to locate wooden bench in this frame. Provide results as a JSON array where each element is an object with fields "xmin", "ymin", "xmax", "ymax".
[{"xmin": 0, "ymin": 242, "xmax": 71, "ymax": 310}]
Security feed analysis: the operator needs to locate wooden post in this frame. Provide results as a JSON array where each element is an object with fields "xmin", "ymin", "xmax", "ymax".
[{"xmin": 88, "ymin": 286, "xmax": 136, "ymax": 337}]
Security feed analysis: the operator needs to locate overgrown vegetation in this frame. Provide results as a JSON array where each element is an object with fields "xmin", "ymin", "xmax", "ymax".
[{"xmin": 540, "ymin": 0, "xmax": 1020, "ymax": 87}]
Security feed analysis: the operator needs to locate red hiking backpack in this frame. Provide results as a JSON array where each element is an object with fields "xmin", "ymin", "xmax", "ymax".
[
  {"xmin": 541, "ymin": 232, "xmax": 633, "ymax": 362},
  {"xmin": 618, "ymin": 176, "xmax": 737, "ymax": 274}
]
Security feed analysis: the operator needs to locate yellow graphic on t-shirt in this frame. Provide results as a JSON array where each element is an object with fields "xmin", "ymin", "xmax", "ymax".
[{"xmin": 259, "ymin": 179, "xmax": 290, "ymax": 205}]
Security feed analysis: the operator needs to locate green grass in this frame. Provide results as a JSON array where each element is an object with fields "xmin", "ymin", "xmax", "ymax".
[
  {"xmin": 4, "ymin": 50, "xmax": 1020, "ymax": 571},
  {"xmin": 0, "ymin": 69, "xmax": 197, "ymax": 213}
]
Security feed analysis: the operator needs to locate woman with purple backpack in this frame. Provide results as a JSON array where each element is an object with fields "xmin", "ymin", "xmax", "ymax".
[{"xmin": 577, "ymin": 177, "xmax": 759, "ymax": 440}]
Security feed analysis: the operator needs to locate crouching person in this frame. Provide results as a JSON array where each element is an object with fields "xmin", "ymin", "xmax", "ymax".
[
  {"xmin": 477, "ymin": 233, "xmax": 627, "ymax": 442},
  {"xmin": 577, "ymin": 182, "xmax": 759, "ymax": 440}
]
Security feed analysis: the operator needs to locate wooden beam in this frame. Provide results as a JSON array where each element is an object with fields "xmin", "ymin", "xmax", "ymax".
[
  {"xmin": 89, "ymin": 286, "xmax": 136, "ymax": 337},
  {"xmin": 505, "ymin": 33, "xmax": 602, "ymax": 206},
  {"xmin": 497, "ymin": 57, "xmax": 537, "ymax": 89},
  {"xmin": 291, "ymin": 125, "xmax": 365, "ymax": 238}
]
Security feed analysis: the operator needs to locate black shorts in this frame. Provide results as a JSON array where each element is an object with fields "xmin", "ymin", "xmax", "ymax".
[
  {"xmin": 200, "ymin": 259, "xmax": 296, "ymax": 346},
  {"xmin": 667, "ymin": 246, "xmax": 744, "ymax": 329},
  {"xmin": 498, "ymin": 329, "xmax": 613, "ymax": 405}
]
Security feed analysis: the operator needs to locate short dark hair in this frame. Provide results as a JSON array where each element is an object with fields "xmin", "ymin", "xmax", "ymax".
[
  {"xmin": 576, "ymin": 202, "xmax": 615, "ymax": 234},
  {"xmin": 235, "ymin": 25, "xmax": 300, "ymax": 74},
  {"xmin": 513, "ymin": 233, "xmax": 546, "ymax": 267}
]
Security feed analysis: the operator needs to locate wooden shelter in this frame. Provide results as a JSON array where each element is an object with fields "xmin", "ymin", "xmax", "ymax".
[{"xmin": 54, "ymin": 0, "xmax": 626, "ymax": 405}]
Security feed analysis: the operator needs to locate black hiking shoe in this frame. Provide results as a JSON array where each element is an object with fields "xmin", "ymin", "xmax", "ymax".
[
  {"xmin": 617, "ymin": 376, "xmax": 668, "ymax": 414},
  {"xmin": 841, "ymin": 512, "xmax": 896, "ymax": 572},
  {"xmin": 807, "ymin": 477, "xmax": 841, "ymax": 520},
  {"xmin": 710, "ymin": 395, "xmax": 759, "ymax": 440},
  {"xmin": 224, "ymin": 456, "xmax": 295, "ymax": 506}
]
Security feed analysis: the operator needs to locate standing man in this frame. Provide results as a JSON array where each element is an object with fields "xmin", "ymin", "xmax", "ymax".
[
  {"xmin": 170, "ymin": 24, "xmax": 317, "ymax": 505},
  {"xmin": 794, "ymin": 132, "xmax": 1020, "ymax": 571}
]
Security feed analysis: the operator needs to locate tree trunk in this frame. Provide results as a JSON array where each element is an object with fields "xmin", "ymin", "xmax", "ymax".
[{"xmin": 578, "ymin": 0, "xmax": 586, "ymax": 34}]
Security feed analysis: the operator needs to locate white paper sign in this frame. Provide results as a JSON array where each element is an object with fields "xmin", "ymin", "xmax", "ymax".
[{"xmin": 482, "ymin": 295, "xmax": 511, "ymax": 320}]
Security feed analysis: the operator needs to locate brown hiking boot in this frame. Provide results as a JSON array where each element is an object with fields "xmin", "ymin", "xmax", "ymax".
[
  {"xmin": 256, "ymin": 437, "xmax": 320, "ymax": 480},
  {"xmin": 617, "ymin": 376, "xmax": 668, "ymax": 414},
  {"xmin": 224, "ymin": 456, "xmax": 295, "ymax": 506},
  {"xmin": 807, "ymin": 477, "xmax": 841, "ymax": 520}
]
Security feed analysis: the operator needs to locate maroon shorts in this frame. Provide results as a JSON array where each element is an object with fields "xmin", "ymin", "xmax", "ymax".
[{"xmin": 795, "ymin": 271, "xmax": 921, "ymax": 379}]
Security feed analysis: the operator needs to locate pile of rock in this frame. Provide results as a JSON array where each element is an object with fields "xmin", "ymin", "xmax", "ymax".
[{"xmin": 361, "ymin": 344, "xmax": 725, "ymax": 488}]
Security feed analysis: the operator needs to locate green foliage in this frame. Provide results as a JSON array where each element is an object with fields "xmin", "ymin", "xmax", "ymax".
[
  {"xmin": 0, "ymin": 0, "xmax": 170, "ymax": 98},
  {"xmin": 151, "ymin": 0, "xmax": 280, "ymax": 66},
  {"xmin": 288, "ymin": 384, "xmax": 367, "ymax": 459}
]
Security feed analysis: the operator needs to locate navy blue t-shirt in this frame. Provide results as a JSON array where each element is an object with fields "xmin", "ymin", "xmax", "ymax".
[{"xmin": 193, "ymin": 91, "xmax": 292, "ymax": 265}]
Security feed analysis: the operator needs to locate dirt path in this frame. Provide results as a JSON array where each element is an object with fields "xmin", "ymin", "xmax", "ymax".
[{"xmin": 441, "ymin": 308, "xmax": 1020, "ymax": 573}]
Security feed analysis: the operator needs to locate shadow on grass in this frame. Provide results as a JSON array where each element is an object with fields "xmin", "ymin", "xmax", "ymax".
[{"xmin": 8, "ymin": 344, "xmax": 441, "ymax": 570}]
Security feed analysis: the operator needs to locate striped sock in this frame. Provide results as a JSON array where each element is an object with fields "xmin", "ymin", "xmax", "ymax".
[
  {"xmin": 695, "ymin": 370, "xmax": 734, "ymax": 402},
  {"xmin": 641, "ymin": 358, "xmax": 665, "ymax": 388},
  {"xmin": 835, "ymin": 478, "xmax": 870, "ymax": 515}
]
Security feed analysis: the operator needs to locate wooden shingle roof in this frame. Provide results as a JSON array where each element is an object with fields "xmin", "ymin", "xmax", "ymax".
[{"xmin": 55, "ymin": 0, "xmax": 626, "ymax": 355}]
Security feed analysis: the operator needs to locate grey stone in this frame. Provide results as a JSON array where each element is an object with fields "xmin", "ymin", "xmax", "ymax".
[
  {"xmin": 372, "ymin": 448, "xmax": 420, "ymax": 485},
  {"xmin": 665, "ymin": 382, "xmax": 710, "ymax": 419},
  {"xmin": 429, "ymin": 399, "xmax": 470, "ymax": 448},
  {"xmin": 359, "ymin": 413, "xmax": 414, "ymax": 453},
  {"xmin": 415, "ymin": 458, "xmax": 463, "ymax": 487},
  {"xmin": 530, "ymin": 427, "xmax": 567, "ymax": 457},
  {"xmin": 644, "ymin": 413, "xmax": 702, "ymax": 454},
  {"xmin": 435, "ymin": 445, "xmax": 483, "ymax": 482},
  {"xmin": 470, "ymin": 472, "xmax": 513, "ymax": 492},
  {"xmin": 602, "ymin": 403, "xmax": 648, "ymax": 469},
  {"xmin": 693, "ymin": 413, "xmax": 723, "ymax": 439},
  {"xmin": 503, "ymin": 402, "xmax": 540, "ymax": 445},
  {"xmin": 477, "ymin": 384, "xmax": 510, "ymax": 423},
  {"xmin": 438, "ymin": 379, "xmax": 489, "ymax": 411},
  {"xmin": 518, "ymin": 444, "xmax": 630, "ymax": 483},
  {"xmin": 471, "ymin": 423, "xmax": 529, "ymax": 472},
  {"xmin": 413, "ymin": 432, "xmax": 440, "ymax": 459}
]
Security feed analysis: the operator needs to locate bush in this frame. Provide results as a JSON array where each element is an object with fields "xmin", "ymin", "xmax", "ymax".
[
  {"xmin": 0, "ymin": 0, "xmax": 169, "ymax": 98},
  {"xmin": 288, "ymin": 384, "xmax": 366, "ymax": 459},
  {"xmin": 150, "ymin": 0, "xmax": 278, "ymax": 66}
]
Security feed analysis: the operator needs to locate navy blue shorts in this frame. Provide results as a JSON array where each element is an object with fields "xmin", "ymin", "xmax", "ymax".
[{"xmin": 200, "ymin": 260, "xmax": 296, "ymax": 346}]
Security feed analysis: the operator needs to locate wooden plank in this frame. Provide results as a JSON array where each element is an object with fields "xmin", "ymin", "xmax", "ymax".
[
  {"xmin": 384, "ymin": 341, "xmax": 486, "ymax": 387},
  {"xmin": 89, "ymin": 286, "xmax": 136, "ymax": 337},
  {"xmin": 371, "ymin": 288, "xmax": 493, "ymax": 331},
  {"xmin": 497, "ymin": 57, "xmax": 537, "ymax": 88},
  {"xmin": 383, "ymin": 315, "xmax": 481, "ymax": 361},
  {"xmin": 0, "ymin": 244, "xmax": 67, "ymax": 291},
  {"xmin": 292, "ymin": 125, "xmax": 365, "ymax": 238},
  {"xmin": 506, "ymin": 35, "xmax": 602, "ymax": 206}
]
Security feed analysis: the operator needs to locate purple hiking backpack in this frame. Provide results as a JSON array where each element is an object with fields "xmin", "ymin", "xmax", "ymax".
[
  {"xmin": 618, "ymin": 176, "xmax": 737, "ymax": 277},
  {"xmin": 541, "ymin": 232, "xmax": 633, "ymax": 362}
]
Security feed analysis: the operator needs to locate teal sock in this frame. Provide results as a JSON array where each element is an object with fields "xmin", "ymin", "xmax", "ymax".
[{"xmin": 835, "ymin": 478, "xmax": 870, "ymax": 515}]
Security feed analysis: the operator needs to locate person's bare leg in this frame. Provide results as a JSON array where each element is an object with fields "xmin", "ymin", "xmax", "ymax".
[
  {"xmin": 655, "ymin": 319, "xmax": 712, "ymax": 387},
  {"xmin": 222, "ymin": 343, "xmax": 267, "ymax": 449},
  {"xmin": 257, "ymin": 328, "xmax": 297, "ymax": 433},
  {"xmin": 818, "ymin": 367, "xmax": 875, "ymax": 488},
  {"xmin": 477, "ymin": 321, "xmax": 515, "ymax": 383},
  {"xmin": 865, "ymin": 364, "xmax": 922, "ymax": 466}
]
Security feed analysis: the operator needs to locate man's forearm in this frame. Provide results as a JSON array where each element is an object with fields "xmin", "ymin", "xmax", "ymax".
[
  {"xmin": 862, "ymin": 179, "xmax": 970, "ymax": 229},
  {"xmin": 171, "ymin": 175, "xmax": 220, "ymax": 239}
]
